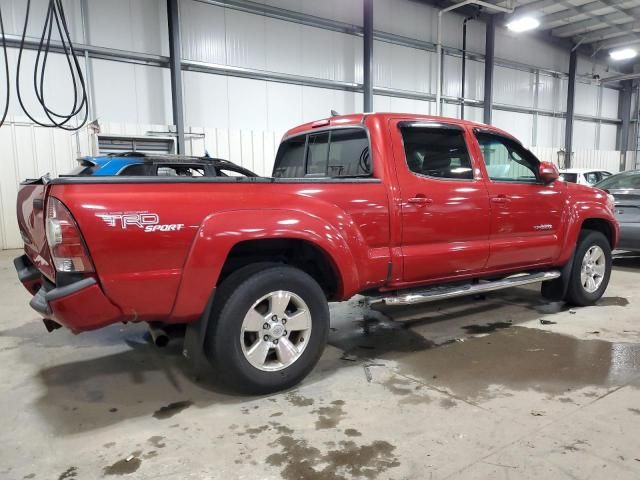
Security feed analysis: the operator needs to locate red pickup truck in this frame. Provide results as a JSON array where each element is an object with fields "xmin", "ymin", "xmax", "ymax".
[{"xmin": 15, "ymin": 113, "xmax": 618, "ymax": 394}]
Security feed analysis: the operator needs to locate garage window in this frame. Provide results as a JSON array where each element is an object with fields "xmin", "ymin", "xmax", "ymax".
[{"xmin": 273, "ymin": 128, "xmax": 371, "ymax": 178}]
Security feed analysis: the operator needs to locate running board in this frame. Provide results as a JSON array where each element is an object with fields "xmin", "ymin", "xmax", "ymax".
[{"xmin": 379, "ymin": 271, "xmax": 562, "ymax": 306}]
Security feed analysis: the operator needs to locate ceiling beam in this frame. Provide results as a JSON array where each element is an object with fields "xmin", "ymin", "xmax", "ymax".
[
  {"xmin": 578, "ymin": 22, "xmax": 640, "ymax": 44},
  {"xmin": 552, "ymin": 5, "xmax": 640, "ymax": 37},
  {"xmin": 510, "ymin": 0, "xmax": 558, "ymax": 17},
  {"xmin": 538, "ymin": 1, "xmax": 612, "ymax": 27},
  {"xmin": 595, "ymin": 32, "xmax": 640, "ymax": 49}
]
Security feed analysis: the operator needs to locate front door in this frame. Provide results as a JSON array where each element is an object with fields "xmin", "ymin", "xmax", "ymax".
[
  {"xmin": 472, "ymin": 130, "xmax": 566, "ymax": 271},
  {"xmin": 390, "ymin": 120, "xmax": 491, "ymax": 284}
]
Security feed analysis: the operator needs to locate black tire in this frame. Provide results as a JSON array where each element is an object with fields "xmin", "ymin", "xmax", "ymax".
[
  {"xmin": 565, "ymin": 230, "xmax": 612, "ymax": 306},
  {"xmin": 205, "ymin": 264, "xmax": 329, "ymax": 394}
]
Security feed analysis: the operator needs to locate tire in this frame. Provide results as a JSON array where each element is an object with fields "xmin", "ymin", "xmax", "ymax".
[
  {"xmin": 565, "ymin": 230, "xmax": 612, "ymax": 306},
  {"xmin": 205, "ymin": 264, "xmax": 329, "ymax": 394}
]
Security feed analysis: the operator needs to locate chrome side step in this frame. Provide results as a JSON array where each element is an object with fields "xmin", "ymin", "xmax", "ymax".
[{"xmin": 381, "ymin": 270, "xmax": 561, "ymax": 306}]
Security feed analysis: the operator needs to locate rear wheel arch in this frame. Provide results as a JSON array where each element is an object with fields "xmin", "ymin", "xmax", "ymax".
[{"xmin": 217, "ymin": 238, "xmax": 343, "ymax": 300}]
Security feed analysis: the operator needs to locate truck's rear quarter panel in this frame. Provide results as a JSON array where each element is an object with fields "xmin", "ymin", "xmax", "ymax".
[{"xmin": 50, "ymin": 179, "xmax": 391, "ymax": 324}]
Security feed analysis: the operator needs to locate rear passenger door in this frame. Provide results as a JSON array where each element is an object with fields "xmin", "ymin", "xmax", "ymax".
[
  {"xmin": 390, "ymin": 121, "xmax": 491, "ymax": 283},
  {"xmin": 473, "ymin": 130, "xmax": 566, "ymax": 270}
]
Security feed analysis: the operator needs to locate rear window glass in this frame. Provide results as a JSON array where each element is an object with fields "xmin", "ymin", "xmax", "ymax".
[
  {"xmin": 156, "ymin": 165, "xmax": 206, "ymax": 177},
  {"xmin": 120, "ymin": 164, "xmax": 148, "ymax": 176},
  {"xmin": 273, "ymin": 128, "xmax": 370, "ymax": 178}
]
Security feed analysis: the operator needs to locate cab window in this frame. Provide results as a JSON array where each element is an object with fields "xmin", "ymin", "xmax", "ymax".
[
  {"xmin": 273, "ymin": 128, "xmax": 371, "ymax": 178},
  {"xmin": 475, "ymin": 132, "xmax": 538, "ymax": 183},
  {"xmin": 399, "ymin": 125, "xmax": 473, "ymax": 180}
]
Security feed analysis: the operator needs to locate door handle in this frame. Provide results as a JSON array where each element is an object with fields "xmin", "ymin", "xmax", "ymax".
[
  {"xmin": 408, "ymin": 195, "xmax": 432, "ymax": 206},
  {"xmin": 491, "ymin": 194, "xmax": 511, "ymax": 204}
]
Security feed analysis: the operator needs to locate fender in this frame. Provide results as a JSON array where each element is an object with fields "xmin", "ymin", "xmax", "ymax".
[
  {"xmin": 556, "ymin": 193, "xmax": 619, "ymax": 265},
  {"xmin": 168, "ymin": 208, "xmax": 365, "ymax": 323}
]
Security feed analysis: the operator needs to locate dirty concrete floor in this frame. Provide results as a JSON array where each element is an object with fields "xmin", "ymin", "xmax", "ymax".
[{"xmin": 1, "ymin": 250, "xmax": 640, "ymax": 480}]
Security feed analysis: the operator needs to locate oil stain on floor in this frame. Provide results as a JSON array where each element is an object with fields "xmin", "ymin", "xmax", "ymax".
[{"xmin": 266, "ymin": 435, "xmax": 400, "ymax": 480}]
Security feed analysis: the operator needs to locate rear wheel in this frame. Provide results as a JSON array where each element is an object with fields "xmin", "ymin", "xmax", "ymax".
[
  {"xmin": 565, "ymin": 230, "xmax": 612, "ymax": 306},
  {"xmin": 205, "ymin": 264, "xmax": 329, "ymax": 394}
]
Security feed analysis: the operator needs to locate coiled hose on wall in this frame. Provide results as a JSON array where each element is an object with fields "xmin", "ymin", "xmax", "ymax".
[{"xmin": 0, "ymin": 0, "xmax": 88, "ymax": 130}]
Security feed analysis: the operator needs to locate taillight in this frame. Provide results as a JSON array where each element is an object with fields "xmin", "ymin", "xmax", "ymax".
[{"xmin": 46, "ymin": 197, "xmax": 94, "ymax": 273}]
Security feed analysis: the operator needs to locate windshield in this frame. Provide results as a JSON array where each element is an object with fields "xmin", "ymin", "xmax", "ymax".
[
  {"xmin": 559, "ymin": 173, "xmax": 578, "ymax": 183},
  {"xmin": 596, "ymin": 171, "xmax": 640, "ymax": 190}
]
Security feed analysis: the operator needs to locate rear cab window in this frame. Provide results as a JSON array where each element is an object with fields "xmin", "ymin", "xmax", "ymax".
[{"xmin": 273, "ymin": 128, "xmax": 371, "ymax": 179}]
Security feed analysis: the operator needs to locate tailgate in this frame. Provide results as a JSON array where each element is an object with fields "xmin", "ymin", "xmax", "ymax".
[
  {"xmin": 611, "ymin": 189, "xmax": 640, "ymax": 224},
  {"xmin": 16, "ymin": 177, "xmax": 55, "ymax": 281}
]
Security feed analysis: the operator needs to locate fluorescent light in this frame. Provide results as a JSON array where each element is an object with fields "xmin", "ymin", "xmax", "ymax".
[
  {"xmin": 506, "ymin": 16, "xmax": 540, "ymax": 33},
  {"xmin": 610, "ymin": 48, "xmax": 637, "ymax": 60}
]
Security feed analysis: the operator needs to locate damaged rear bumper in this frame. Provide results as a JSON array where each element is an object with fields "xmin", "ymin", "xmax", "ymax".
[{"xmin": 15, "ymin": 254, "xmax": 124, "ymax": 332}]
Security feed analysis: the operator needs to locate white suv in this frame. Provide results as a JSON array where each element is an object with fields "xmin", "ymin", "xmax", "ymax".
[{"xmin": 559, "ymin": 168, "xmax": 612, "ymax": 186}]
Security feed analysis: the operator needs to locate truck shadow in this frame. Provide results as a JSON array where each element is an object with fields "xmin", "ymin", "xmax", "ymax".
[{"xmin": 27, "ymin": 283, "xmax": 632, "ymax": 434}]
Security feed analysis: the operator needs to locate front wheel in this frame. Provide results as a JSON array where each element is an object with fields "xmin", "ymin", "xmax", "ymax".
[
  {"xmin": 565, "ymin": 230, "xmax": 612, "ymax": 306},
  {"xmin": 205, "ymin": 265, "xmax": 329, "ymax": 394}
]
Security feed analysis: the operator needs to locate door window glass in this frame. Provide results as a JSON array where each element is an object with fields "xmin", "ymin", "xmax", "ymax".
[
  {"xmin": 400, "ymin": 126, "xmax": 473, "ymax": 180},
  {"xmin": 584, "ymin": 172, "xmax": 599, "ymax": 185},
  {"xmin": 475, "ymin": 132, "xmax": 538, "ymax": 182}
]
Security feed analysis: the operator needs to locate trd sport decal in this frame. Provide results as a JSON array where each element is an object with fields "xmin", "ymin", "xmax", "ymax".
[{"xmin": 97, "ymin": 212, "xmax": 185, "ymax": 232}]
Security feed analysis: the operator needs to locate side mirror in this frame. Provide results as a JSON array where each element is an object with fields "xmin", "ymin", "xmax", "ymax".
[{"xmin": 539, "ymin": 161, "xmax": 559, "ymax": 184}]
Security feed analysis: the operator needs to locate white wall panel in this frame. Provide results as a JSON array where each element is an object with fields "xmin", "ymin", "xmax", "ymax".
[
  {"xmin": 537, "ymin": 75, "xmax": 566, "ymax": 112},
  {"xmin": 228, "ymin": 77, "xmax": 268, "ymax": 130},
  {"xmin": 293, "ymin": 0, "xmax": 362, "ymax": 26},
  {"xmin": 443, "ymin": 56, "xmax": 484, "ymax": 101},
  {"xmin": 601, "ymin": 88, "xmax": 619, "ymax": 119},
  {"xmin": 599, "ymin": 124, "xmax": 618, "ymax": 151},
  {"xmin": 265, "ymin": 17, "xmax": 302, "ymax": 76},
  {"xmin": 334, "ymin": 32, "xmax": 362, "ymax": 84},
  {"xmin": 389, "ymin": 97, "xmax": 430, "ymax": 115},
  {"xmin": 573, "ymin": 120, "xmax": 597, "ymax": 150},
  {"xmin": 92, "ymin": 59, "xmax": 171, "ymax": 125},
  {"xmin": 0, "ymin": 0, "xmax": 83, "ymax": 41},
  {"xmin": 575, "ymin": 83, "xmax": 599, "ymax": 117},
  {"xmin": 492, "ymin": 110, "xmax": 533, "ymax": 145},
  {"xmin": 374, "ymin": 41, "xmax": 430, "ymax": 93},
  {"xmin": 536, "ymin": 116, "xmax": 564, "ymax": 149},
  {"xmin": 266, "ymin": 83, "xmax": 303, "ymax": 133},
  {"xmin": 180, "ymin": 1, "xmax": 227, "ymax": 63},
  {"xmin": 495, "ymin": 28, "xmax": 569, "ymax": 72},
  {"xmin": 87, "ymin": 0, "xmax": 167, "ymax": 55},
  {"xmin": 225, "ymin": 9, "xmax": 266, "ymax": 70},
  {"xmin": 0, "ymin": 123, "xmax": 79, "ymax": 249},
  {"xmin": 183, "ymin": 71, "xmax": 229, "ymax": 128},
  {"xmin": 4, "ymin": 48, "xmax": 87, "ymax": 122},
  {"xmin": 493, "ymin": 66, "xmax": 534, "ymax": 109}
]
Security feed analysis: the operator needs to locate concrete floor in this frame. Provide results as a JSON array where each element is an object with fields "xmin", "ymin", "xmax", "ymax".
[{"xmin": 1, "ymin": 249, "xmax": 640, "ymax": 480}]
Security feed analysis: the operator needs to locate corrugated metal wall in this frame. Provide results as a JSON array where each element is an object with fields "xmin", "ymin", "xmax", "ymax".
[{"xmin": 0, "ymin": 0, "xmax": 628, "ymax": 249}]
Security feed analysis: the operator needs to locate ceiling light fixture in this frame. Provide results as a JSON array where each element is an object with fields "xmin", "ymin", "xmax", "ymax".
[
  {"xmin": 506, "ymin": 16, "xmax": 540, "ymax": 33},
  {"xmin": 609, "ymin": 48, "xmax": 637, "ymax": 60}
]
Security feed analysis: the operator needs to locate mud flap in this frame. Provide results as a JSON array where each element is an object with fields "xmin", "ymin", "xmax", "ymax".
[
  {"xmin": 182, "ymin": 291, "xmax": 215, "ymax": 381},
  {"xmin": 541, "ymin": 250, "xmax": 575, "ymax": 302}
]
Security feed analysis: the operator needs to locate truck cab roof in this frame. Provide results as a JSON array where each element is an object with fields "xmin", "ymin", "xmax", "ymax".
[{"xmin": 283, "ymin": 112, "xmax": 516, "ymax": 142}]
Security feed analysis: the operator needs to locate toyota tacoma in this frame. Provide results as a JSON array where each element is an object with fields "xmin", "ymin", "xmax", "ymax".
[{"xmin": 15, "ymin": 113, "xmax": 619, "ymax": 394}]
